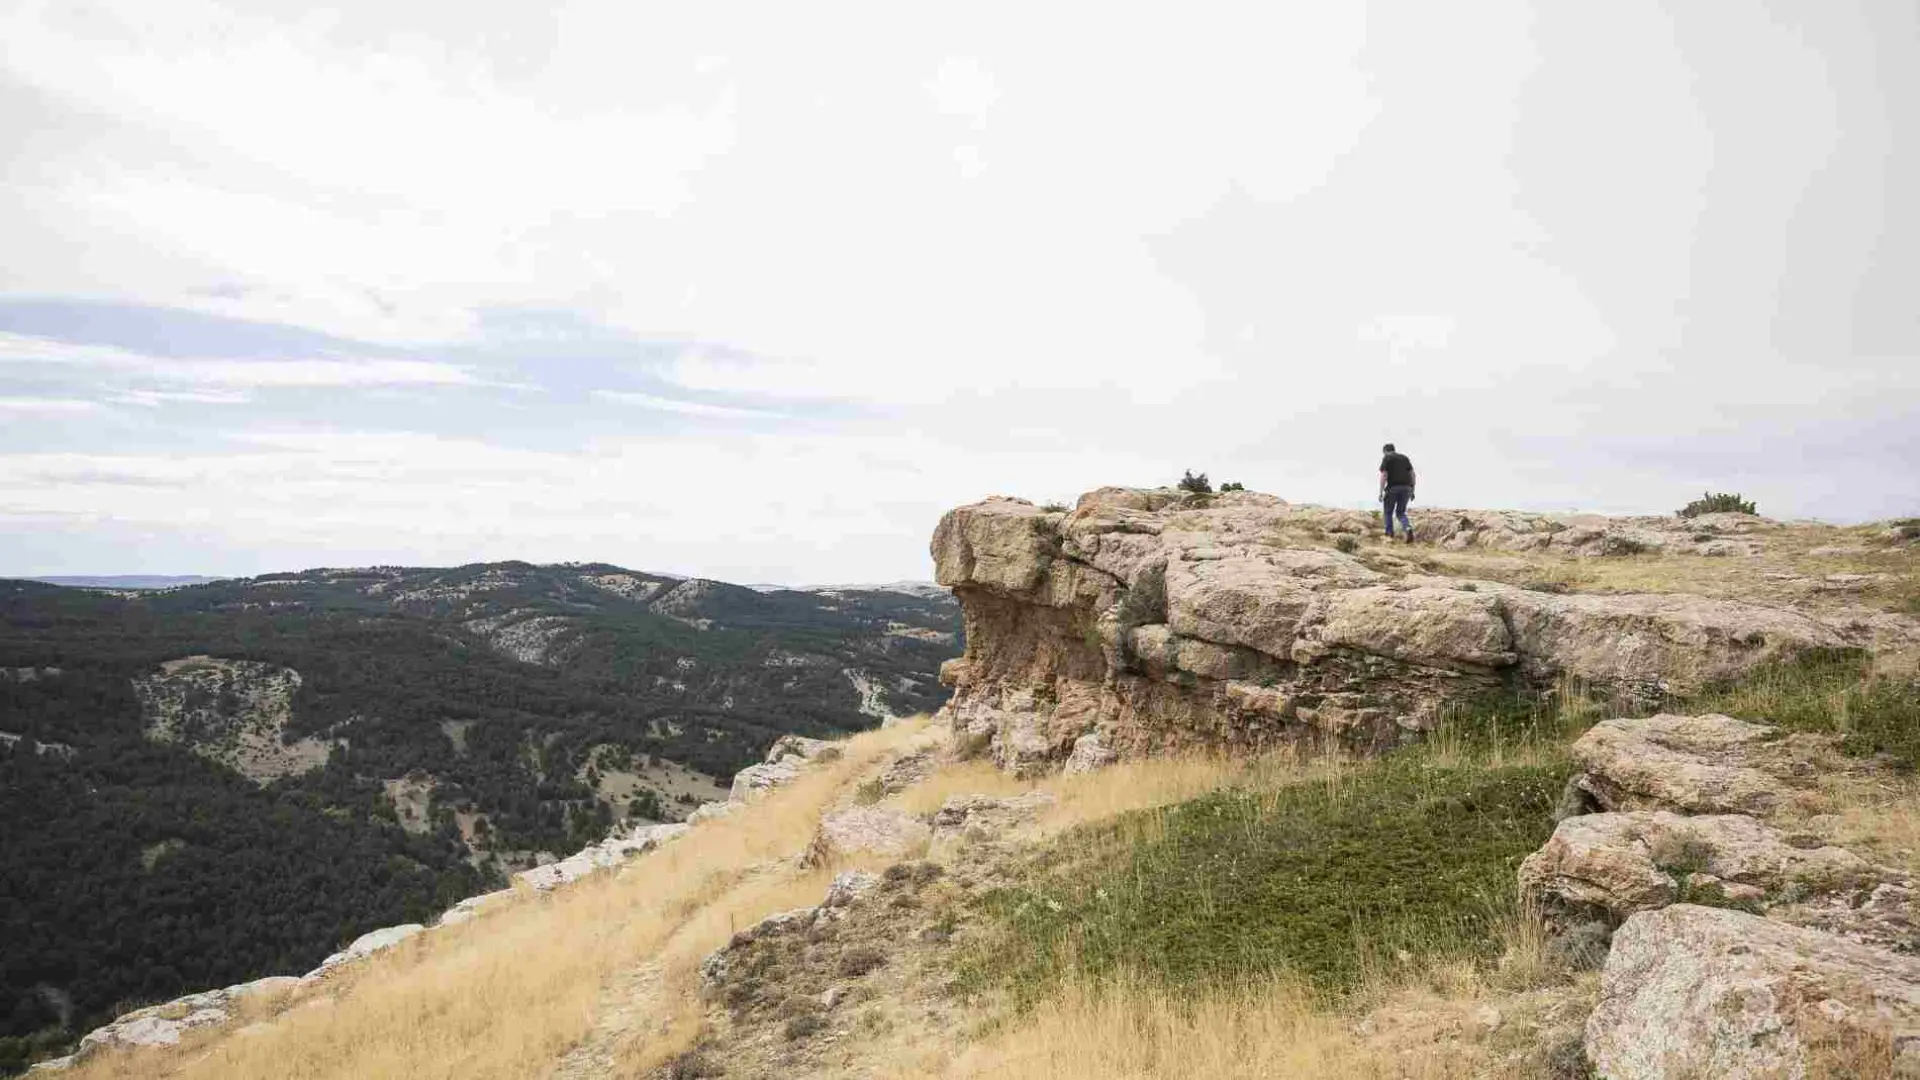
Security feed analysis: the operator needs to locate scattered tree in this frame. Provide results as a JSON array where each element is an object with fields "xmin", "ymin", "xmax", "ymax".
[
  {"xmin": 1177, "ymin": 470, "xmax": 1212, "ymax": 494},
  {"xmin": 1677, "ymin": 491, "xmax": 1757, "ymax": 518}
]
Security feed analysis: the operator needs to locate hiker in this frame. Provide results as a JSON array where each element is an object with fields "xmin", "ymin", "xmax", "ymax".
[{"xmin": 1379, "ymin": 443, "xmax": 1416, "ymax": 542}]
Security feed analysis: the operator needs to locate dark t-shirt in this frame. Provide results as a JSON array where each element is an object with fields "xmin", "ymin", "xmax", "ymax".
[{"xmin": 1379, "ymin": 452, "xmax": 1414, "ymax": 488}]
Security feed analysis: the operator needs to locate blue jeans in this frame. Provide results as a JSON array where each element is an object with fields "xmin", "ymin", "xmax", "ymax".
[{"xmin": 1383, "ymin": 486, "xmax": 1413, "ymax": 537}]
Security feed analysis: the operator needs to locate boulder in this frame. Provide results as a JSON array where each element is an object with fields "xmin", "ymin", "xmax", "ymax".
[
  {"xmin": 803, "ymin": 806, "xmax": 932, "ymax": 865},
  {"xmin": 303, "ymin": 923, "xmax": 425, "ymax": 980},
  {"xmin": 729, "ymin": 735, "xmax": 840, "ymax": 803},
  {"xmin": 1063, "ymin": 730, "xmax": 1118, "ymax": 774},
  {"xmin": 1587, "ymin": 905, "xmax": 1920, "ymax": 1079},
  {"xmin": 1570, "ymin": 714, "xmax": 1831, "ymax": 817},
  {"xmin": 929, "ymin": 792, "xmax": 1057, "ymax": 841},
  {"xmin": 1519, "ymin": 811, "xmax": 1879, "ymax": 921}
]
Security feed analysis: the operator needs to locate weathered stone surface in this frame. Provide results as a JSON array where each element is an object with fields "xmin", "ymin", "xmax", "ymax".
[
  {"xmin": 729, "ymin": 735, "xmax": 839, "ymax": 803},
  {"xmin": 1063, "ymin": 730, "xmax": 1118, "ymax": 774},
  {"xmin": 1571, "ymin": 714, "xmax": 1831, "ymax": 817},
  {"xmin": 1307, "ymin": 586, "xmax": 1514, "ymax": 669},
  {"xmin": 1587, "ymin": 905, "xmax": 1920, "ymax": 1079},
  {"xmin": 1519, "ymin": 811, "xmax": 1878, "ymax": 921},
  {"xmin": 61, "ymin": 973, "xmax": 306, "ymax": 1067},
  {"xmin": 304, "ymin": 923, "xmax": 426, "ymax": 980},
  {"xmin": 515, "ymin": 822, "xmax": 688, "ymax": 890},
  {"xmin": 1498, "ymin": 591, "xmax": 1847, "ymax": 695},
  {"xmin": 804, "ymin": 806, "xmax": 932, "ymax": 865},
  {"xmin": 929, "ymin": 792, "xmax": 1057, "ymax": 841},
  {"xmin": 931, "ymin": 496, "xmax": 1062, "ymax": 596}
]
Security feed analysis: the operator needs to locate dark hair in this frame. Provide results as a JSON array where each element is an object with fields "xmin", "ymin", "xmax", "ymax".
[{"xmin": 1382, "ymin": 443, "xmax": 1395, "ymax": 453}]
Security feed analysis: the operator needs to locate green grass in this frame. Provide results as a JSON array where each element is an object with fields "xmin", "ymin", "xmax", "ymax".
[
  {"xmin": 962, "ymin": 754, "xmax": 1567, "ymax": 1003},
  {"xmin": 1677, "ymin": 650, "xmax": 1920, "ymax": 770}
]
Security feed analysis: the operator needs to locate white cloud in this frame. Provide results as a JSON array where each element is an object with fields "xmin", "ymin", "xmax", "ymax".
[
  {"xmin": 0, "ymin": 396, "xmax": 101, "ymax": 414},
  {"xmin": 0, "ymin": 331, "xmax": 480, "ymax": 387},
  {"xmin": 589, "ymin": 389, "xmax": 786, "ymax": 419}
]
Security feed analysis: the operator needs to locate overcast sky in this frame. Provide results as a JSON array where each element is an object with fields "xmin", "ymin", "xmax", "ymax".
[{"xmin": 2, "ymin": 1, "xmax": 1915, "ymax": 584}]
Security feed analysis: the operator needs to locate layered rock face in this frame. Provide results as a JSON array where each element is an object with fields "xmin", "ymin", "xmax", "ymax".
[{"xmin": 932, "ymin": 489, "xmax": 1853, "ymax": 773}]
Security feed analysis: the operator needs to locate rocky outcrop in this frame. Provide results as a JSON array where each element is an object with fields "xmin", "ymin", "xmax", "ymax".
[
  {"xmin": 698, "ymin": 870, "xmax": 881, "ymax": 993},
  {"xmin": 1586, "ymin": 905, "xmax": 1920, "ymax": 1079},
  {"xmin": 728, "ymin": 735, "xmax": 841, "ymax": 802},
  {"xmin": 932, "ymin": 490, "xmax": 1855, "ymax": 772},
  {"xmin": 1519, "ymin": 811, "xmax": 1886, "ymax": 927},
  {"xmin": 514, "ymin": 822, "xmax": 690, "ymax": 891},
  {"xmin": 1569, "ymin": 713, "xmax": 1839, "ymax": 817},
  {"xmin": 929, "ymin": 792, "xmax": 1057, "ymax": 842},
  {"xmin": 803, "ymin": 806, "xmax": 932, "ymax": 865}
]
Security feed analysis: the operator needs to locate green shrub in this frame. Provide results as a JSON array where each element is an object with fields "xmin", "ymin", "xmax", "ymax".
[
  {"xmin": 1041, "ymin": 501, "xmax": 1070, "ymax": 513},
  {"xmin": 1677, "ymin": 491, "xmax": 1757, "ymax": 518},
  {"xmin": 1219, "ymin": 481, "xmax": 1246, "ymax": 493},
  {"xmin": 853, "ymin": 778, "xmax": 886, "ymax": 805},
  {"xmin": 1679, "ymin": 651, "xmax": 1920, "ymax": 770},
  {"xmin": 961, "ymin": 756, "xmax": 1567, "ymax": 1001},
  {"xmin": 783, "ymin": 1014, "xmax": 826, "ymax": 1041},
  {"xmin": 838, "ymin": 946, "xmax": 887, "ymax": 976},
  {"xmin": 1176, "ymin": 470, "xmax": 1212, "ymax": 494},
  {"xmin": 1333, "ymin": 535, "xmax": 1360, "ymax": 554},
  {"xmin": 1114, "ymin": 563, "xmax": 1168, "ymax": 628}
]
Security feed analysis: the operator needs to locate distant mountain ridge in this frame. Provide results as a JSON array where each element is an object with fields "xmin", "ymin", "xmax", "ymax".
[
  {"xmin": 26, "ymin": 575, "xmax": 227, "ymax": 590},
  {"xmin": 0, "ymin": 561, "xmax": 960, "ymax": 1069}
]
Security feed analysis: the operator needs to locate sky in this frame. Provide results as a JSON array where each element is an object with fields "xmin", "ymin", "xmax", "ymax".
[{"xmin": 1, "ymin": 1, "xmax": 1915, "ymax": 584}]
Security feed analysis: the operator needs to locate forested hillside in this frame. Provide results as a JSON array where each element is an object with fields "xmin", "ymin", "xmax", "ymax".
[{"xmin": 0, "ymin": 565, "xmax": 958, "ymax": 1071}]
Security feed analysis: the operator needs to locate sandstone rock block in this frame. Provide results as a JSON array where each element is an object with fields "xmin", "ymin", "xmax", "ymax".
[
  {"xmin": 1519, "ymin": 811, "xmax": 1876, "ymax": 920},
  {"xmin": 304, "ymin": 923, "xmax": 425, "ymax": 980},
  {"xmin": 1587, "ymin": 905, "xmax": 1920, "ymax": 1079},
  {"xmin": 804, "ymin": 806, "xmax": 931, "ymax": 865},
  {"xmin": 1308, "ymin": 586, "xmax": 1515, "ymax": 669},
  {"xmin": 1571, "ymin": 714, "xmax": 1827, "ymax": 816}
]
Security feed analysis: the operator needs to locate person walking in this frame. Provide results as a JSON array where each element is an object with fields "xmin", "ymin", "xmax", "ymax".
[{"xmin": 1379, "ymin": 443, "xmax": 1416, "ymax": 542}]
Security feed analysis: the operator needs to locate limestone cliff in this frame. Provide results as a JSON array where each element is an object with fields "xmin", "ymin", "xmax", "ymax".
[{"xmin": 931, "ymin": 487, "xmax": 1876, "ymax": 774}]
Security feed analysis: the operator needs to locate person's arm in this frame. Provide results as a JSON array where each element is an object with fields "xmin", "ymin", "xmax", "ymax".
[
  {"xmin": 1409, "ymin": 466, "xmax": 1416, "ymax": 497},
  {"xmin": 1378, "ymin": 469, "xmax": 1388, "ymax": 498}
]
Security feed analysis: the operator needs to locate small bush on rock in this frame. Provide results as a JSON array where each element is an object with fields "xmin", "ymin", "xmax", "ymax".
[
  {"xmin": 1677, "ymin": 491, "xmax": 1757, "ymax": 518},
  {"xmin": 1333, "ymin": 536, "xmax": 1360, "ymax": 554},
  {"xmin": 1176, "ymin": 470, "xmax": 1212, "ymax": 494},
  {"xmin": 1219, "ymin": 481, "xmax": 1245, "ymax": 492}
]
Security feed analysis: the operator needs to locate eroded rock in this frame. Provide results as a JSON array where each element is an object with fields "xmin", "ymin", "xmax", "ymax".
[
  {"xmin": 929, "ymin": 792, "xmax": 1057, "ymax": 842},
  {"xmin": 1570, "ymin": 714, "xmax": 1836, "ymax": 817},
  {"xmin": 1519, "ymin": 811, "xmax": 1879, "ymax": 922},
  {"xmin": 932, "ymin": 490, "xmax": 1858, "ymax": 773},
  {"xmin": 1586, "ymin": 905, "xmax": 1920, "ymax": 1079},
  {"xmin": 803, "ymin": 806, "xmax": 932, "ymax": 865}
]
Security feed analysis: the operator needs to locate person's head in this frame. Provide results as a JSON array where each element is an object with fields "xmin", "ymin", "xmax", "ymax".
[{"xmin": 1382, "ymin": 443, "xmax": 1396, "ymax": 454}]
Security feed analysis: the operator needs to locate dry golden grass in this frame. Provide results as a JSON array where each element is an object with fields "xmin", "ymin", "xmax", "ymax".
[
  {"xmin": 908, "ymin": 959, "xmax": 1595, "ymax": 1080},
  {"xmin": 64, "ymin": 719, "xmax": 937, "ymax": 1080}
]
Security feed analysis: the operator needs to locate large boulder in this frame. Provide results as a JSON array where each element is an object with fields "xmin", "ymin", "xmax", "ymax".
[
  {"xmin": 1519, "ymin": 811, "xmax": 1880, "ymax": 921},
  {"xmin": 1570, "ymin": 714, "xmax": 1833, "ymax": 817},
  {"xmin": 1587, "ymin": 905, "xmax": 1920, "ymax": 1079}
]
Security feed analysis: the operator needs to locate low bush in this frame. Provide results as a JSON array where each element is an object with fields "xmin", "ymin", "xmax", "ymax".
[
  {"xmin": 1177, "ymin": 471, "xmax": 1212, "ymax": 494},
  {"xmin": 1679, "ymin": 650, "xmax": 1920, "ymax": 770},
  {"xmin": 1677, "ymin": 491, "xmax": 1757, "ymax": 518},
  {"xmin": 1219, "ymin": 481, "xmax": 1246, "ymax": 493},
  {"xmin": 962, "ymin": 754, "xmax": 1567, "ymax": 1002},
  {"xmin": 1333, "ymin": 536, "xmax": 1360, "ymax": 554}
]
